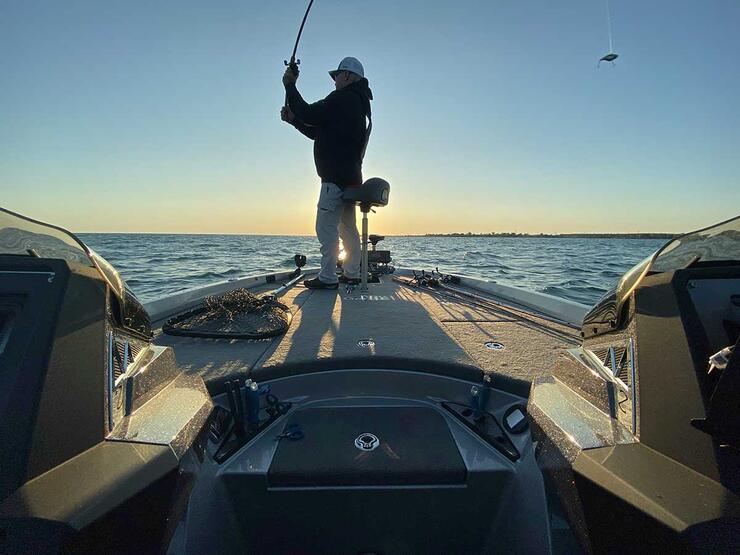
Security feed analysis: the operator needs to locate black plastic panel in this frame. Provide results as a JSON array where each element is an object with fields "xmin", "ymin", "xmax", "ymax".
[
  {"xmin": 0, "ymin": 301, "xmax": 20, "ymax": 356},
  {"xmin": 0, "ymin": 258, "xmax": 70, "ymax": 501},
  {"xmin": 574, "ymin": 443, "xmax": 740, "ymax": 553},
  {"xmin": 268, "ymin": 406, "xmax": 466, "ymax": 486},
  {"xmin": 368, "ymin": 250, "xmax": 391, "ymax": 264},
  {"xmin": 26, "ymin": 263, "xmax": 107, "ymax": 481},
  {"xmin": 442, "ymin": 401, "xmax": 520, "ymax": 461}
]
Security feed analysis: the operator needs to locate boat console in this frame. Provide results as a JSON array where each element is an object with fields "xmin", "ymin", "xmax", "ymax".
[{"xmin": 181, "ymin": 368, "xmax": 550, "ymax": 555}]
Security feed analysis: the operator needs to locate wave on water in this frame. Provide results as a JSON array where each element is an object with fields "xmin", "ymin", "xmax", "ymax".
[
  {"xmin": 543, "ymin": 283, "xmax": 608, "ymax": 305},
  {"xmin": 79, "ymin": 234, "xmax": 665, "ymax": 305},
  {"xmin": 462, "ymin": 250, "xmax": 502, "ymax": 261},
  {"xmin": 146, "ymin": 255, "xmax": 191, "ymax": 264}
]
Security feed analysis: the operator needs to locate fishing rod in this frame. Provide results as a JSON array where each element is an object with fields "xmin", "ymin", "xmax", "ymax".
[
  {"xmin": 437, "ymin": 282, "xmax": 581, "ymax": 338},
  {"xmin": 264, "ymin": 254, "xmax": 307, "ymax": 300},
  {"xmin": 430, "ymin": 270, "xmax": 580, "ymax": 333},
  {"xmin": 393, "ymin": 273, "xmax": 581, "ymax": 343},
  {"xmin": 283, "ymin": 0, "xmax": 316, "ymax": 106}
]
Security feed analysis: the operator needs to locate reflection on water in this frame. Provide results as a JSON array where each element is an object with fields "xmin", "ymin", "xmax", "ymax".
[{"xmin": 79, "ymin": 234, "xmax": 666, "ymax": 306}]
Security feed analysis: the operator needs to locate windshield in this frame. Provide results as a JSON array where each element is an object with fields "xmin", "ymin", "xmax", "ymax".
[
  {"xmin": 649, "ymin": 215, "xmax": 740, "ymax": 273},
  {"xmin": 0, "ymin": 207, "xmax": 93, "ymax": 267},
  {"xmin": 0, "ymin": 207, "xmax": 149, "ymax": 335},
  {"xmin": 582, "ymin": 214, "xmax": 740, "ymax": 337}
]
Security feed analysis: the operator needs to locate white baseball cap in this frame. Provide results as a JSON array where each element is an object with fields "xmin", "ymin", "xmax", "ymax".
[{"xmin": 328, "ymin": 57, "xmax": 364, "ymax": 79}]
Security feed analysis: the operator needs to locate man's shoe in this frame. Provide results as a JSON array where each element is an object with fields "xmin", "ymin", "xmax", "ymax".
[
  {"xmin": 338, "ymin": 275, "xmax": 361, "ymax": 285},
  {"xmin": 303, "ymin": 277, "xmax": 338, "ymax": 290}
]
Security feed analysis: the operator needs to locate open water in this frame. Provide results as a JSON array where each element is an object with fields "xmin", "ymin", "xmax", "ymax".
[{"xmin": 79, "ymin": 234, "xmax": 666, "ymax": 307}]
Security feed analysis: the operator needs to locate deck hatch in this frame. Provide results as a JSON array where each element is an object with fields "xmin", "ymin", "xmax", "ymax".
[{"xmin": 268, "ymin": 406, "xmax": 466, "ymax": 486}]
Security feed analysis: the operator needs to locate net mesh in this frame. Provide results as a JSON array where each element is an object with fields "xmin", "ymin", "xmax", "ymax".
[{"xmin": 163, "ymin": 288, "xmax": 292, "ymax": 339}]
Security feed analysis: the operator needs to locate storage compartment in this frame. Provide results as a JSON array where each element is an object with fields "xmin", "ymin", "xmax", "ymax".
[
  {"xmin": 183, "ymin": 395, "xmax": 550, "ymax": 555},
  {"xmin": 218, "ymin": 403, "xmax": 515, "ymax": 554},
  {"xmin": 268, "ymin": 406, "xmax": 466, "ymax": 486}
]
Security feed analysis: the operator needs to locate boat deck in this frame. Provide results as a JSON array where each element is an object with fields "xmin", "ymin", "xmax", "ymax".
[{"xmin": 154, "ymin": 275, "xmax": 580, "ymax": 395}]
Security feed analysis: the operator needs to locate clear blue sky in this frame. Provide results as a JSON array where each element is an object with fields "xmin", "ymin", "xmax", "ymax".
[{"xmin": 1, "ymin": 0, "xmax": 738, "ymax": 234}]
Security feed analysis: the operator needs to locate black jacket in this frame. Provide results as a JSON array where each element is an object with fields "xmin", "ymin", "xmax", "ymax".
[{"xmin": 285, "ymin": 79, "xmax": 373, "ymax": 188}]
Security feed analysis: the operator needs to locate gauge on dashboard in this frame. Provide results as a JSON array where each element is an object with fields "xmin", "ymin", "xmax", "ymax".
[{"xmin": 503, "ymin": 405, "xmax": 529, "ymax": 434}]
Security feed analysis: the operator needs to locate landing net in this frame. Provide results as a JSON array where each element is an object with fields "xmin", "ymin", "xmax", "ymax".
[{"xmin": 163, "ymin": 288, "xmax": 292, "ymax": 339}]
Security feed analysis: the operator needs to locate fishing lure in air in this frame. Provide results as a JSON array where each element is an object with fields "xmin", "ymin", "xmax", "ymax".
[
  {"xmin": 598, "ymin": 0, "xmax": 619, "ymax": 66},
  {"xmin": 599, "ymin": 53, "xmax": 618, "ymax": 65}
]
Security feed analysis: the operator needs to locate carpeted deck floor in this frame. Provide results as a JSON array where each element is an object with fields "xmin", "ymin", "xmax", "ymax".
[{"xmin": 154, "ymin": 275, "xmax": 579, "ymax": 392}]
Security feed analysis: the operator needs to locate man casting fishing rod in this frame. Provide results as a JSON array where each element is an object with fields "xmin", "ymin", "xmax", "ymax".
[{"xmin": 281, "ymin": 57, "xmax": 373, "ymax": 289}]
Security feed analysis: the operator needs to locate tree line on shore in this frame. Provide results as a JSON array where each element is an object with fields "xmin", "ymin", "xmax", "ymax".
[{"xmin": 416, "ymin": 232, "xmax": 675, "ymax": 239}]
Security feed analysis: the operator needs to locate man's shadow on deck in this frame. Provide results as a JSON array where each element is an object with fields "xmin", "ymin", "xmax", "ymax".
[{"xmin": 255, "ymin": 279, "xmax": 481, "ymax": 375}]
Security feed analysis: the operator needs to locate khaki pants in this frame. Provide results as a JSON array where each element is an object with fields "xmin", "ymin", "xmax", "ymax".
[{"xmin": 316, "ymin": 182, "xmax": 361, "ymax": 284}]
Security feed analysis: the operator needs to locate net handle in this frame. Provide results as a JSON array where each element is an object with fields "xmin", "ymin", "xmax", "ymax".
[{"xmin": 266, "ymin": 268, "xmax": 303, "ymax": 298}]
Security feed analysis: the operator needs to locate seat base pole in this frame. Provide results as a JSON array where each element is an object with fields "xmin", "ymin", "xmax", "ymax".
[{"xmin": 361, "ymin": 211, "xmax": 369, "ymax": 292}]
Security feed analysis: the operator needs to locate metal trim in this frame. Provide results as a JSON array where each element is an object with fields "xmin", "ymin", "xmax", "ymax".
[
  {"xmin": 583, "ymin": 347, "xmax": 630, "ymax": 394},
  {"xmin": 573, "ymin": 348, "xmax": 627, "ymax": 392},
  {"xmin": 608, "ymin": 347, "xmax": 618, "ymax": 378},
  {"xmin": 605, "ymin": 380, "xmax": 617, "ymax": 419},
  {"xmin": 107, "ymin": 332, "xmax": 114, "ymax": 431},
  {"xmin": 628, "ymin": 337, "xmax": 638, "ymax": 435},
  {"xmin": 115, "ymin": 340, "xmax": 130, "ymax": 388},
  {"xmin": 571, "ymin": 342, "xmax": 639, "ymax": 433}
]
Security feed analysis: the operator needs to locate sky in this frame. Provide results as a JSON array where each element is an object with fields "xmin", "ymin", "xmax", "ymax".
[{"xmin": 1, "ymin": 0, "xmax": 739, "ymax": 235}]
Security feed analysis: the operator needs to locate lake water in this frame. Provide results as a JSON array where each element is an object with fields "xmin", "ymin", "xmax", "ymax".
[{"xmin": 79, "ymin": 234, "xmax": 666, "ymax": 306}]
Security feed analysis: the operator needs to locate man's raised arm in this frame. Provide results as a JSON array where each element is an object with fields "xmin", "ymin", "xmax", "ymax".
[
  {"xmin": 282, "ymin": 67, "xmax": 331, "ymax": 126},
  {"xmin": 281, "ymin": 106, "xmax": 316, "ymax": 140}
]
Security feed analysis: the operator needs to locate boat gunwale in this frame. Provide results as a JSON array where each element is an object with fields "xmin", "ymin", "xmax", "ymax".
[{"xmin": 145, "ymin": 267, "xmax": 589, "ymax": 328}]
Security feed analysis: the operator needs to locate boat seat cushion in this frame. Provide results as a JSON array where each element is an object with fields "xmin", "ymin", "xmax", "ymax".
[{"xmin": 343, "ymin": 177, "xmax": 390, "ymax": 207}]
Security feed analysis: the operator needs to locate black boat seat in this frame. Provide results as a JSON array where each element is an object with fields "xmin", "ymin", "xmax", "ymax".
[
  {"xmin": 369, "ymin": 234, "xmax": 384, "ymax": 247},
  {"xmin": 343, "ymin": 177, "xmax": 390, "ymax": 213},
  {"xmin": 342, "ymin": 178, "xmax": 391, "ymax": 291}
]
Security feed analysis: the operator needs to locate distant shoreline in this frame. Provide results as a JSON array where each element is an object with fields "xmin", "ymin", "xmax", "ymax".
[{"xmin": 415, "ymin": 233, "xmax": 675, "ymax": 239}]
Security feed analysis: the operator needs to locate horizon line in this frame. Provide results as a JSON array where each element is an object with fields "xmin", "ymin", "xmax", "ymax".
[{"xmin": 75, "ymin": 230, "xmax": 679, "ymax": 237}]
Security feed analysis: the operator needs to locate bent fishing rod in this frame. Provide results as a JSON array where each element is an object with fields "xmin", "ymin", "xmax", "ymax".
[{"xmin": 284, "ymin": 0, "xmax": 315, "ymax": 107}]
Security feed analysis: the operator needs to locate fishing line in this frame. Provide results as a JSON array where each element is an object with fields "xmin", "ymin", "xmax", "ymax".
[
  {"xmin": 606, "ymin": 0, "xmax": 614, "ymax": 53},
  {"xmin": 598, "ymin": 0, "xmax": 619, "ymax": 66}
]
